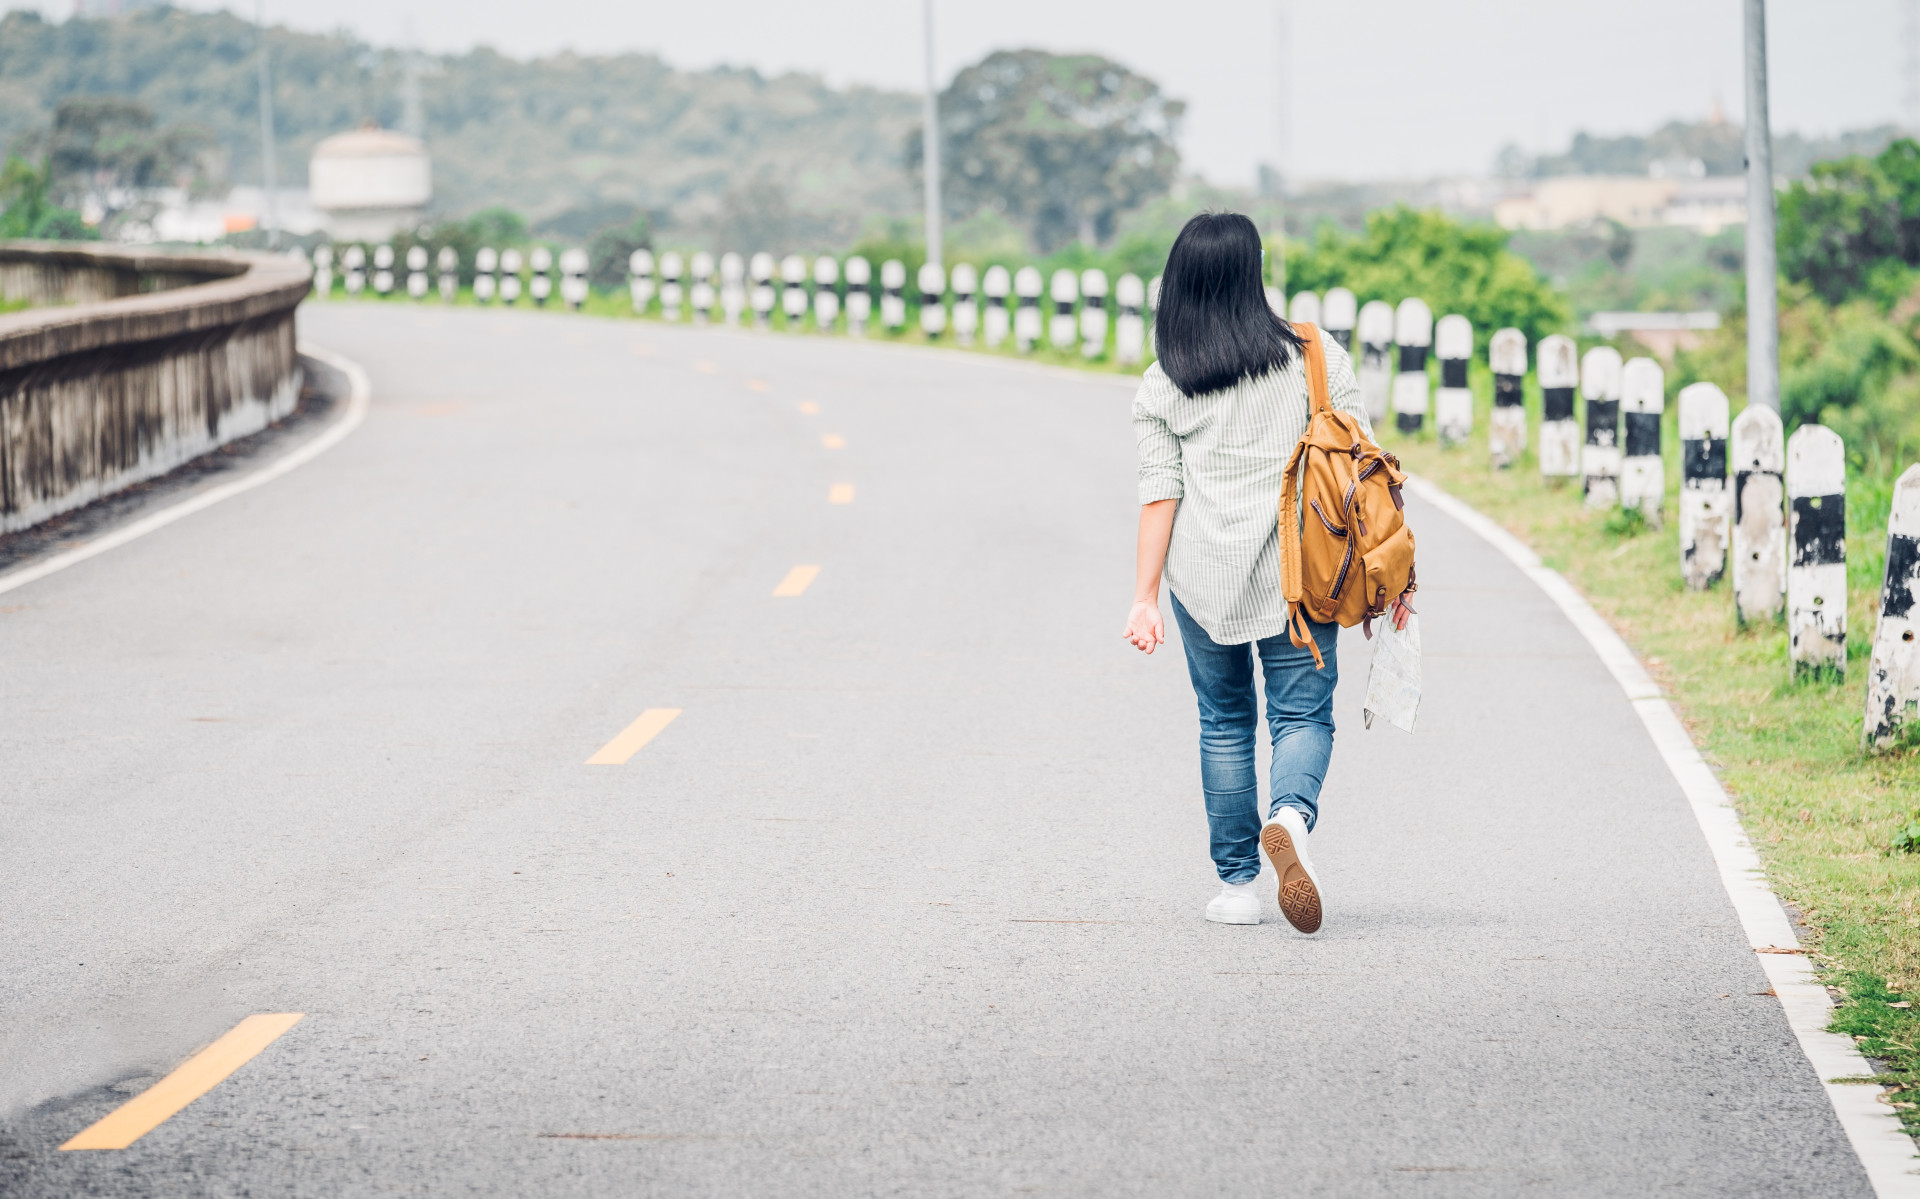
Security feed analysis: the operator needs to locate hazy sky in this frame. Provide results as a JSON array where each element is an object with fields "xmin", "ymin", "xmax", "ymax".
[{"xmin": 10, "ymin": 0, "xmax": 1906, "ymax": 184}]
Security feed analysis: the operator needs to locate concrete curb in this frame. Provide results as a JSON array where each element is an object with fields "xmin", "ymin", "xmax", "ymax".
[{"xmin": 1405, "ymin": 472, "xmax": 1920, "ymax": 1197}]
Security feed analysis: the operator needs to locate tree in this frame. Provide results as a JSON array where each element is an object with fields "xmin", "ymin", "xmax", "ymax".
[
  {"xmin": 915, "ymin": 50, "xmax": 1182, "ymax": 253},
  {"xmin": 0, "ymin": 156, "xmax": 95, "ymax": 240},
  {"xmin": 1285, "ymin": 206, "xmax": 1571, "ymax": 350},
  {"xmin": 1777, "ymin": 138, "xmax": 1920, "ymax": 306}
]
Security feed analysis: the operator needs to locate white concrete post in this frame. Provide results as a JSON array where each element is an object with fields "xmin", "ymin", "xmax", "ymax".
[
  {"xmin": 1080, "ymin": 269, "xmax": 1109, "ymax": 359},
  {"xmin": 1357, "ymin": 300, "xmax": 1393, "ymax": 424},
  {"xmin": 844, "ymin": 256, "xmax": 872, "ymax": 335},
  {"xmin": 750, "ymin": 253, "xmax": 777, "ymax": 328},
  {"xmin": 1787, "ymin": 423, "xmax": 1847, "ymax": 677},
  {"xmin": 1488, "ymin": 328, "xmax": 1526, "ymax": 469},
  {"xmin": 1116, "ymin": 273, "xmax": 1145, "ymax": 366},
  {"xmin": 813, "ymin": 256, "xmax": 840, "ymax": 331},
  {"xmin": 1147, "ymin": 275, "xmax": 1162, "ymax": 357},
  {"xmin": 342, "ymin": 244, "xmax": 366, "ymax": 296},
  {"xmin": 312, "ymin": 244, "xmax": 333, "ymax": 298},
  {"xmin": 1049, "ymin": 269, "xmax": 1078, "ymax": 350},
  {"xmin": 628, "ymin": 249, "xmax": 654, "ymax": 315},
  {"xmin": 373, "ymin": 244, "xmax": 394, "ymax": 295},
  {"xmin": 1322, "ymin": 287, "xmax": 1356, "ymax": 353},
  {"xmin": 499, "ymin": 248, "xmax": 522, "ymax": 305},
  {"xmin": 1678, "ymin": 382, "xmax": 1732, "ymax": 589},
  {"xmin": 1434, "ymin": 313, "xmax": 1473, "ymax": 447},
  {"xmin": 1620, "ymin": 357, "xmax": 1665, "ymax": 523},
  {"xmin": 719, "ymin": 252, "xmax": 745, "ymax": 326},
  {"xmin": 1538, "ymin": 334, "xmax": 1579, "ymax": 478},
  {"xmin": 658, "ymin": 251, "xmax": 683, "ymax": 321},
  {"xmin": 782, "ymin": 254, "xmax": 809, "ymax": 326},
  {"xmin": 1287, "ymin": 290, "xmax": 1321, "ymax": 328},
  {"xmin": 475, "ymin": 246, "xmax": 497, "ymax": 304},
  {"xmin": 406, "ymin": 245, "xmax": 429, "ymax": 300},
  {"xmin": 1392, "ymin": 298, "xmax": 1433, "ymax": 435},
  {"xmin": 1580, "ymin": 346, "xmax": 1623, "ymax": 508},
  {"xmin": 919, "ymin": 261, "xmax": 947, "ymax": 337},
  {"xmin": 880, "ymin": 259, "xmax": 907, "ymax": 331},
  {"xmin": 1732, "ymin": 404, "xmax": 1787, "ymax": 624},
  {"xmin": 688, "ymin": 251, "xmax": 715, "ymax": 322},
  {"xmin": 1014, "ymin": 266, "xmax": 1043, "ymax": 352},
  {"xmin": 436, "ymin": 246, "xmax": 458, "ymax": 302},
  {"xmin": 982, "ymin": 265, "xmax": 1011, "ymax": 349},
  {"xmin": 950, "ymin": 263, "xmax": 978, "ymax": 346},
  {"xmin": 1264, "ymin": 285, "xmax": 1285, "ymax": 316},
  {"xmin": 530, "ymin": 247, "xmax": 553, "ymax": 307},
  {"xmin": 1865, "ymin": 464, "xmax": 1920, "ymax": 747},
  {"xmin": 560, "ymin": 247, "xmax": 590, "ymax": 311}
]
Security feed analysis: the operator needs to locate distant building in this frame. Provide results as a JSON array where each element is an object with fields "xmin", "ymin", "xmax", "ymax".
[
  {"xmin": 1588, "ymin": 311, "xmax": 1722, "ymax": 360},
  {"xmin": 1495, "ymin": 170, "xmax": 1748, "ymax": 235},
  {"xmin": 309, "ymin": 126, "xmax": 431, "ymax": 242},
  {"xmin": 74, "ymin": 0, "xmax": 163, "ymax": 14}
]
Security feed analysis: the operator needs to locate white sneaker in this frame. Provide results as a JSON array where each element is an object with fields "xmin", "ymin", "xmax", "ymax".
[
  {"xmin": 1261, "ymin": 807, "xmax": 1323, "ymax": 934},
  {"xmin": 1205, "ymin": 880, "xmax": 1261, "ymax": 925}
]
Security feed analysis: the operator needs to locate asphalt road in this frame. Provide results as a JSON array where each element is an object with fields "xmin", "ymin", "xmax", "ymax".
[{"xmin": 0, "ymin": 303, "xmax": 1874, "ymax": 1196}]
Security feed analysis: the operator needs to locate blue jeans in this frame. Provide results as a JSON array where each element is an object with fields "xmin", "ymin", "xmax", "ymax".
[{"xmin": 1169, "ymin": 593, "xmax": 1338, "ymax": 884}]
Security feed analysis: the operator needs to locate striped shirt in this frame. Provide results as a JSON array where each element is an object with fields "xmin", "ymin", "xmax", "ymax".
[{"xmin": 1133, "ymin": 339, "xmax": 1371, "ymax": 645}]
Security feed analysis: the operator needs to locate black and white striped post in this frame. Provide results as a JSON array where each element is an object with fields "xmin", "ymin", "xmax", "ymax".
[
  {"xmin": 437, "ymin": 246, "xmax": 458, "ymax": 302},
  {"xmin": 1116, "ymin": 273, "xmax": 1146, "ymax": 365},
  {"xmin": 880, "ymin": 259, "xmax": 907, "ymax": 331},
  {"xmin": 373, "ymin": 244, "xmax": 395, "ymax": 295},
  {"xmin": 1787, "ymin": 423, "xmax": 1848, "ymax": 677},
  {"xmin": 406, "ymin": 245, "xmax": 429, "ymax": 300},
  {"xmin": 1049, "ymin": 269, "xmax": 1078, "ymax": 351},
  {"xmin": 750, "ymin": 253, "xmax": 777, "ymax": 328},
  {"xmin": 311, "ymin": 244, "xmax": 333, "ymax": 298},
  {"xmin": 1287, "ymin": 290, "xmax": 1321, "ymax": 328},
  {"xmin": 1732, "ymin": 404, "xmax": 1787, "ymax": 624},
  {"xmin": 1434, "ymin": 313, "xmax": 1472, "ymax": 447},
  {"xmin": 689, "ymin": 251, "xmax": 715, "ymax": 322},
  {"xmin": 1620, "ymin": 356, "xmax": 1665, "ymax": 523},
  {"xmin": 1147, "ymin": 274, "xmax": 1162, "ymax": 357},
  {"xmin": 982, "ymin": 265, "xmax": 1010, "ymax": 348},
  {"xmin": 1323, "ymin": 287, "xmax": 1356, "ymax": 353},
  {"xmin": 719, "ymin": 252, "xmax": 745, "ymax": 325},
  {"xmin": 918, "ymin": 261, "xmax": 947, "ymax": 337},
  {"xmin": 1014, "ymin": 267, "xmax": 1043, "ymax": 352},
  {"xmin": 1488, "ymin": 328, "xmax": 1526, "ymax": 468},
  {"xmin": 342, "ymin": 244, "xmax": 366, "ymax": 296},
  {"xmin": 560, "ymin": 247, "xmax": 590, "ymax": 310},
  {"xmin": 1080, "ymin": 269, "xmax": 1109, "ymax": 359},
  {"xmin": 627, "ymin": 249, "xmax": 653, "ymax": 315},
  {"xmin": 1264, "ymin": 285, "xmax": 1285, "ymax": 316},
  {"xmin": 844, "ymin": 255, "xmax": 871, "ymax": 335},
  {"xmin": 1392, "ymin": 298, "xmax": 1433, "ymax": 435},
  {"xmin": 499, "ymin": 249, "xmax": 523, "ymax": 305},
  {"xmin": 474, "ymin": 247, "xmax": 497, "ymax": 304},
  {"xmin": 782, "ymin": 254, "xmax": 809, "ymax": 327},
  {"xmin": 1537, "ymin": 334, "xmax": 1579, "ymax": 479},
  {"xmin": 658, "ymin": 251, "xmax": 682, "ymax": 321},
  {"xmin": 1865, "ymin": 464, "xmax": 1920, "ymax": 748},
  {"xmin": 1580, "ymin": 346, "xmax": 1623, "ymax": 508},
  {"xmin": 951, "ymin": 263, "xmax": 978, "ymax": 345},
  {"xmin": 1357, "ymin": 300, "xmax": 1393, "ymax": 425},
  {"xmin": 1678, "ymin": 382, "xmax": 1732, "ymax": 589},
  {"xmin": 530, "ymin": 247, "xmax": 553, "ymax": 307},
  {"xmin": 813, "ymin": 256, "xmax": 840, "ymax": 331}
]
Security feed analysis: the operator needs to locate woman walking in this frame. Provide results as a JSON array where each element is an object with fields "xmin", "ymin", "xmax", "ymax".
[{"xmin": 1124, "ymin": 212, "xmax": 1399, "ymax": 933}]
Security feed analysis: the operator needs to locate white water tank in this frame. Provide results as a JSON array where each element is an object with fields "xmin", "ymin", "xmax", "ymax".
[{"xmin": 310, "ymin": 126, "xmax": 431, "ymax": 242}]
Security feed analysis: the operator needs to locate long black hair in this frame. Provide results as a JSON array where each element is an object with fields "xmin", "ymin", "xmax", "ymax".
[{"xmin": 1153, "ymin": 212, "xmax": 1303, "ymax": 397}]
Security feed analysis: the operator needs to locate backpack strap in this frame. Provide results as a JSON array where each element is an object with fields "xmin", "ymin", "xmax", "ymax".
[{"xmin": 1294, "ymin": 321, "xmax": 1332, "ymax": 416}]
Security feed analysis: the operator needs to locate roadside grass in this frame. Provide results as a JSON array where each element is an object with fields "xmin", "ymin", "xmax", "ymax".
[{"xmin": 1385, "ymin": 367, "xmax": 1920, "ymax": 1133}]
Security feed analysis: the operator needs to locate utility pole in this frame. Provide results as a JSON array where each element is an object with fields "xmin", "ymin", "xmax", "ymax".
[
  {"xmin": 1904, "ymin": 0, "xmax": 1920, "ymax": 133},
  {"xmin": 921, "ymin": 0, "xmax": 942, "ymax": 268},
  {"xmin": 255, "ymin": 0, "xmax": 279, "ymax": 247},
  {"xmin": 1743, "ymin": 0, "xmax": 1778, "ymax": 413}
]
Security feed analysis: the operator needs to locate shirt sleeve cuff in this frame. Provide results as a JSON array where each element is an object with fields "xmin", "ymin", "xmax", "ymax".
[{"xmin": 1138, "ymin": 479, "xmax": 1184, "ymax": 504}]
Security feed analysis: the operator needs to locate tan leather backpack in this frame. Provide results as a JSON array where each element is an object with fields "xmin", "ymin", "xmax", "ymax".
[{"xmin": 1278, "ymin": 321, "xmax": 1417, "ymax": 669}]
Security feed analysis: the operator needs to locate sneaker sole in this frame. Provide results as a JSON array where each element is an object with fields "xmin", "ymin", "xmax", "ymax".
[
  {"xmin": 1261, "ymin": 823, "xmax": 1322, "ymax": 934},
  {"xmin": 1205, "ymin": 908, "xmax": 1260, "ymax": 926}
]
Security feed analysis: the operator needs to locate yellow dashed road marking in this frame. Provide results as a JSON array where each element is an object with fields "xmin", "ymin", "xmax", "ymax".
[
  {"xmin": 772, "ymin": 565, "xmax": 822, "ymax": 597},
  {"xmin": 587, "ymin": 709, "xmax": 683, "ymax": 765},
  {"xmin": 797, "ymin": 401, "xmax": 820, "ymax": 415},
  {"xmin": 828, "ymin": 484, "xmax": 855, "ymax": 505},
  {"xmin": 631, "ymin": 343, "xmax": 656, "ymax": 357},
  {"xmin": 747, "ymin": 379, "xmax": 769, "ymax": 392},
  {"xmin": 821, "ymin": 434, "xmax": 845, "ymax": 450},
  {"xmin": 694, "ymin": 360, "xmax": 717, "ymax": 374},
  {"xmin": 62, "ymin": 1014, "xmax": 304, "ymax": 1151}
]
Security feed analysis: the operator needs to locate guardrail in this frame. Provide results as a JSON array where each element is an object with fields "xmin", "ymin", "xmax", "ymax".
[{"xmin": 0, "ymin": 242, "xmax": 309, "ymax": 533}]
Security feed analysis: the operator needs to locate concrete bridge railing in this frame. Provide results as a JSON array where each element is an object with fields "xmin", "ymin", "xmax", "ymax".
[{"xmin": 0, "ymin": 242, "xmax": 309, "ymax": 533}]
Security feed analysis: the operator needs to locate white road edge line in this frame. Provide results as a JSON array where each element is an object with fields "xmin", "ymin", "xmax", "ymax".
[
  {"xmin": 0, "ymin": 344, "xmax": 372, "ymax": 598},
  {"xmin": 1405, "ymin": 473, "xmax": 1919, "ymax": 1196}
]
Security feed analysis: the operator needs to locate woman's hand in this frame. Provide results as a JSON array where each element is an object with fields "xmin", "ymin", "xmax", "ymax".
[
  {"xmin": 1389, "ymin": 592, "xmax": 1415, "ymax": 632},
  {"xmin": 1124, "ymin": 600, "xmax": 1165, "ymax": 654}
]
